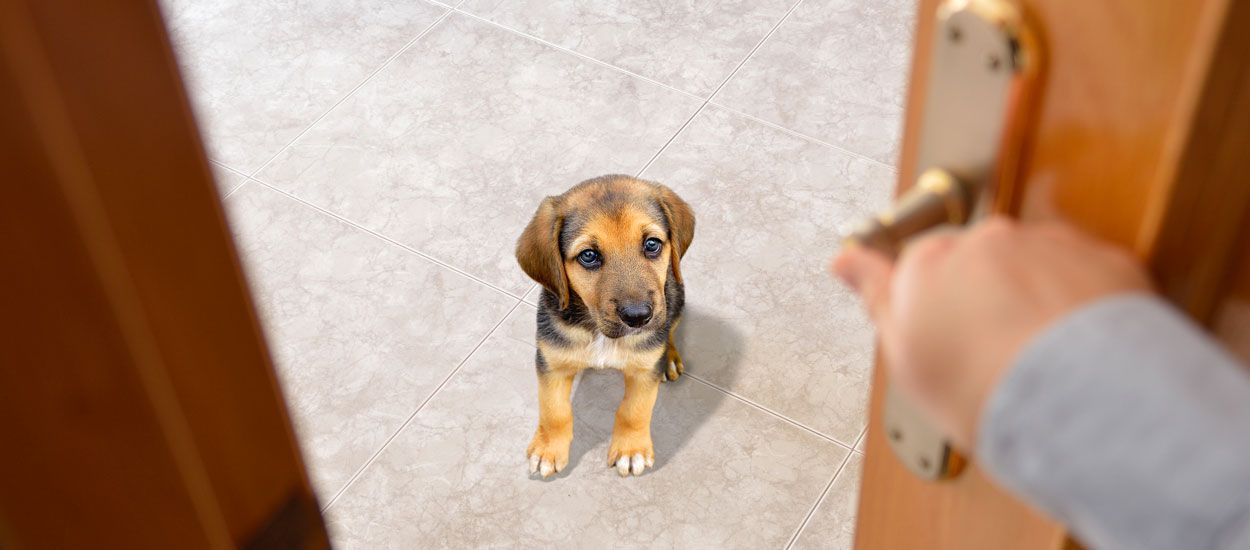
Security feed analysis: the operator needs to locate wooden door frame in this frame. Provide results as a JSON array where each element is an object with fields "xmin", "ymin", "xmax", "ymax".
[
  {"xmin": 856, "ymin": 0, "xmax": 1250, "ymax": 547},
  {"xmin": 1, "ymin": 0, "xmax": 326, "ymax": 546}
]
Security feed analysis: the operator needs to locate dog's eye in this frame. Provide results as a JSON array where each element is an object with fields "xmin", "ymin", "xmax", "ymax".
[
  {"xmin": 577, "ymin": 249, "xmax": 601, "ymax": 268},
  {"xmin": 643, "ymin": 237, "xmax": 663, "ymax": 256}
]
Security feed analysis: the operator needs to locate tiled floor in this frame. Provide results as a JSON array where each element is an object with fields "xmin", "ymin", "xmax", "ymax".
[{"xmin": 164, "ymin": 0, "xmax": 912, "ymax": 547}]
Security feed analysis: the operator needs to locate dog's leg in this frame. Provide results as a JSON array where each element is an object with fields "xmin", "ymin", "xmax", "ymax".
[
  {"xmin": 608, "ymin": 368, "xmax": 659, "ymax": 476},
  {"xmin": 663, "ymin": 316, "xmax": 684, "ymax": 382},
  {"xmin": 527, "ymin": 368, "xmax": 576, "ymax": 478}
]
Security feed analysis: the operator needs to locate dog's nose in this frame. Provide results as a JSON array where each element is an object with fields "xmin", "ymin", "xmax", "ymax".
[{"xmin": 617, "ymin": 303, "xmax": 653, "ymax": 328}]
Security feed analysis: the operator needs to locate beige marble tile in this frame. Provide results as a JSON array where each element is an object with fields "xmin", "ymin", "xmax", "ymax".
[
  {"xmin": 257, "ymin": 13, "xmax": 702, "ymax": 296},
  {"xmin": 459, "ymin": 0, "xmax": 793, "ymax": 96},
  {"xmin": 496, "ymin": 301, "xmax": 537, "ymax": 347},
  {"xmin": 210, "ymin": 162, "xmax": 248, "ymax": 196},
  {"xmin": 521, "ymin": 283, "xmax": 543, "ymax": 306},
  {"xmin": 642, "ymin": 106, "xmax": 894, "ymax": 445},
  {"xmin": 160, "ymin": 0, "xmax": 448, "ymax": 173},
  {"xmin": 713, "ymin": 0, "xmax": 915, "ymax": 165},
  {"xmin": 326, "ymin": 334, "xmax": 847, "ymax": 548},
  {"xmin": 855, "ymin": 428, "xmax": 867, "ymax": 453},
  {"xmin": 225, "ymin": 184, "xmax": 515, "ymax": 498},
  {"xmin": 792, "ymin": 454, "xmax": 863, "ymax": 550}
]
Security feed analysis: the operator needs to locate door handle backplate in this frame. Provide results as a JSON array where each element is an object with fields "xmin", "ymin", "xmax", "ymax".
[{"xmin": 846, "ymin": 0, "xmax": 1043, "ymax": 481}]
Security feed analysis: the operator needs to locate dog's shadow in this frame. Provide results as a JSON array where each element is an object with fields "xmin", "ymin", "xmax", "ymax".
[{"xmin": 560, "ymin": 307, "xmax": 745, "ymax": 476}]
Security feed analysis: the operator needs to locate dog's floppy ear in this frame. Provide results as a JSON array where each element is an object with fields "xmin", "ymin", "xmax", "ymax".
[
  {"xmin": 655, "ymin": 184, "xmax": 695, "ymax": 284},
  {"xmin": 516, "ymin": 197, "xmax": 570, "ymax": 309}
]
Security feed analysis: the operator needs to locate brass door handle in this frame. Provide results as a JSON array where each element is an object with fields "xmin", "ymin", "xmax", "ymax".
[
  {"xmin": 844, "ymin": 0, "xmax": 1043, "ymax": 481},
  {"xmin": 844, "ymin": 168, "xmax": 972, "ymax": 258},
  {"xmin": 843, "ymin": 168, "xmax": 975, "ymax": 482}
]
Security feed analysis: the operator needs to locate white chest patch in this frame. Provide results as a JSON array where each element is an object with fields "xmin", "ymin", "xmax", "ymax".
[{"xmin": 587, "ymin": 334, "xmax": 629, "ymax": 369}]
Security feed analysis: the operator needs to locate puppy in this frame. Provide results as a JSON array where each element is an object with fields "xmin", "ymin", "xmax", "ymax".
[{"xmin": 516, "ymin": 175, "xmax": 694, "ymax": 478}]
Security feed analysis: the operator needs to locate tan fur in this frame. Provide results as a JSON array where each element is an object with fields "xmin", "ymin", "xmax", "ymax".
[
  {"xmin": 527, "ymin": 369, "xmax": 576, "ymax": 475},
  {"xmin": 516, "ymin": 198, "xmax": 570, "ymax": 308},
  {"xmin": 654, "ymin": 185, "xmax": 694, "ymax": 284},
  {"xmin": 537, "ymin": 334, "xmax": 659, "ymax": 370},
  {"xmin": 517, "ymin": 175, "xmax": 694, "ymax": 478},
  {"xmin": 664, "ymin": 317, "xmax": 684, "ymax": 381},
  {"xmin": 607, "ymin": 369, "xmax": 660, "ymax": 467},
  {"xmin": 564, "ymin": 206, "xmax": 671, "ymax": 333}
]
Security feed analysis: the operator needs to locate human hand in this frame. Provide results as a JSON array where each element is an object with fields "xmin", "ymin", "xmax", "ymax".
[{"xmin": 833, "ymin": 216, "xmax": 1152, "ymax": 450}]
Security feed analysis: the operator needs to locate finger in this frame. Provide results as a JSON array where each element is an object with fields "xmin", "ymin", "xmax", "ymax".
[
  {"xmin": 833, "ymin": 244, "xmax": 895, "ymax": 325},
  {"xmin": 899, "ymin": 227, "xmax": 960, "ymax": 272}
]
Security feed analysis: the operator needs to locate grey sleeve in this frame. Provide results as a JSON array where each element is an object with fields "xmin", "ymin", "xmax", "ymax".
[{"xmin": 977, "ymin": 294, "xmax": 1250, "ymax": 550}]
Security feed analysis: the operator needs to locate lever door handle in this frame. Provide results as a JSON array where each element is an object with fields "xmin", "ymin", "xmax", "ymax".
[
  {"xmin": 844, "ymin": 0, "xmax": 1043, "ymax": 481},
  {"xmin": 843, "ymin": 168, "xmax": 975, "ymax": 481},
  {"xmin": 845, "ymin": 168, "xmax": 972, "ymax": 258}
]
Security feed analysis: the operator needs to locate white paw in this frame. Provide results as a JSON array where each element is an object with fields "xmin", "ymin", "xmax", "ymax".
[
  {"xmin": 663, "ymin": 356, "xmax": 684, "ymax": 381},
  {"xmin": 614, "ymin": 453, "xmax": 654, "ymax": 477},
  {"xmin": 527, "ymin": 450, "xmax": 567, "ymax": 478}
]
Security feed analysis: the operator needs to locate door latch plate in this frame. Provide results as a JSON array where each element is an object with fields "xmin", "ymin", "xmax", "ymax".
[{"xmin": 881, "ymin": 0, "xmax": 1041, "ymax": 481}]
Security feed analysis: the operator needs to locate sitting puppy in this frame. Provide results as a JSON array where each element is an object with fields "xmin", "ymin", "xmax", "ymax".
[{"xmin": 516, "ymin": 175, "xmax": 694, "ymax": 478}]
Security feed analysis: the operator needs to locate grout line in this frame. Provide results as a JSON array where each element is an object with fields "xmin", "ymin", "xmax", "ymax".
[
  {"xmin": 221, "ymin": 180, "xmax": 247, "ymax": 199},
  {"xmin": 451, "ymin": 10, "xmax": 705, "ymax": 103},
  {"xmin": 246, "ymin": 6, "xmax": 456, "ymax": 178},
  {"xmin": 685, "ymin": 373, "xmax": 855, "ymax": 452},
  {"xmin": 703, "ymin": 0, "xmax": 807, "ymax": 106},
  {"xmin": 455, "ymin": 2, "xmax": 886, "ymax": 178},
  {"xmin": 520, "ymin": 282, "xmax": 540, "ymax": 304},
  {"xmin": 212, "ymin": 161, "xmax": 250, "ymax": 197},
  {"xmin": 785, "ymin": 451, "xmax": 853, "ymax": 549},
  {"xmin": 852, "ymin": 426, "xmax": 867, "ymax": 454},
  {"xmin": 246, "ymin": 178, "xmax": 525, "ymax": 302},
  {"xmin": 210, "ymin": 159, "xmax": 249, "ymax": 179},
  {"xmin": 321, "ymin": 298, "xmax": 526, "ymax": 511},
  {"xmin": 636, "ymin": 0, "xmax": 808, "ymax": 176},
  {"xmin": 634, "ymin": 105, "xmax": 706, "ymax": 176},
  {"xmin": 704, "ymin": 101, "xmax": 899, "ymax": 171}
]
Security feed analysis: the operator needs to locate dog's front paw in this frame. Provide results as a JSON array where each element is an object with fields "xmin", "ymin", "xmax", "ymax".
[
  {"xmin": 663, "ymin": 342, "xmax": 684, "ymax": 382},
  {"xmin": 607, "ymin": 430, "xmax": 654, "ymax": 477},
  {"xmin": 527, "ymin": 429, "xmax": 570, "ymax": 478}
]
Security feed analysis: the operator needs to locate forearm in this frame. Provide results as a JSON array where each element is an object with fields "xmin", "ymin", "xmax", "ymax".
[{"xmin": 978, "ymin": 294, "xmax": 1250, "ymax": 550}]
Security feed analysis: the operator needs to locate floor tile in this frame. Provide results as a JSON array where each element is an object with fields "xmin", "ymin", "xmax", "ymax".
[
  {"xmin": 161, "ymin": 0, "xmax": 448, "ymax": 173},
  {"xmin": 855, "ymin": 429, "xmax": 866, "ymax": 452},
  {"xmin": 256, "ymin": 13, "xmax": 703, "ymax": 296},
  {"xmin": 521, "ymin": 284, "xmax": 543, "ymax": 306},
  {"xmin": 642, "ymin": 106, "xmax": 894, "ymax": 445},
  {"xmin": 496, "ymin": 301, "xmax": 538, "ymax": 347},
  {"xmin": 326, "ymin": 334, "xmax": 847, "ymax": 548},
  {"xmin": 210, "ymin": 162, "xmax": 248, "ymax": 196},
  {"xmin": 459, "ymin": 0, "xmax": 794, "ymax": 96},
  {"xmin": 792, "ymin": 454, "xmax": 863, "ymax": 550},
  {"xmin": 713, "ymin": 0, "xmax": 915, "ymax": 165},
  {"xmin": 225, "ymin": 184, "xmax": 515, "ymax": 498}
]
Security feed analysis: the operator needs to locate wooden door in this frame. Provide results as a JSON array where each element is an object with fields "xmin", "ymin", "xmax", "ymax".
[
  {"xmin": 854, "ymin": 0, "xmax": 1250, "ymax": 547},
  {"xmin": 0, "ymin": 0, "xmax": 328, "ymax": 547}
]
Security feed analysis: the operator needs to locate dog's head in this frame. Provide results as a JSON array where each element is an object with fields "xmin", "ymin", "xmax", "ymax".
[{"xmin": 517, "ymin": 175, "xmax": 694, "ymax": 339}]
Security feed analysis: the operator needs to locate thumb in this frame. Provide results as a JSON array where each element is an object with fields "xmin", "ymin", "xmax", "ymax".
[{"xmin": 832, "ymin": 244, "xmax": 895, "ymax": 326}]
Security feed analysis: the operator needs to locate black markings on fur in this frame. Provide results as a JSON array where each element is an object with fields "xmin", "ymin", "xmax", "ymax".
[
  {"xmin": 535, "ymin": 348, "xmax": 548, "ymax": 373},
  {"xmin": 645, "ymin": 199, "xmax": 669, "ymax": 238},
  {"xmin": 557, "ymin": 175, "xmax": 648, "ymax": 257},
  {"xmin": 648, "ymin": 271, "xmax": 685, "ymax": 376},
  {"xmin": 536, "ymin": 300, "xmax": 573, "ymax": 347},
  {"xmin": 536, "ymin": 288, "xmax": 597, "ymax": 351},
  {"xmin": 527, "ymin": 175, "xmax": 687, "ymax": 377},
  {"xmin": 665, "ymin": 268, "xmax": 685, "ymax": 321},
  {"xmin": 639, "ymin": 320, "xmax": 670, "ymax": 351},
  {"xmin": 558, "ymin": 211, "xmax": 586, "ymax": 258}
]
